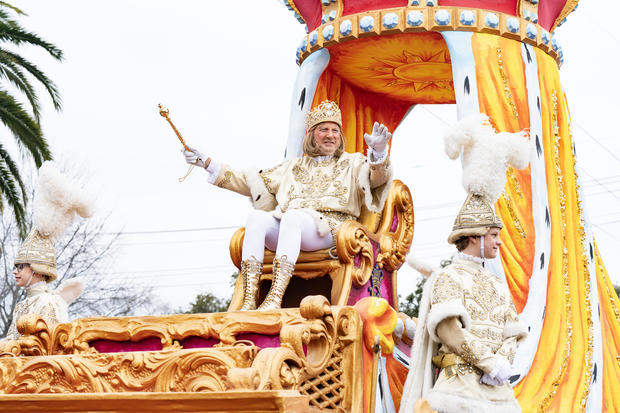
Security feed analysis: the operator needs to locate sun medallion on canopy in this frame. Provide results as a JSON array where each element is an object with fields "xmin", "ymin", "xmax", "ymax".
[{"xmin": 328, "ymin": 32, "xmax": 455, "ymax": 104}]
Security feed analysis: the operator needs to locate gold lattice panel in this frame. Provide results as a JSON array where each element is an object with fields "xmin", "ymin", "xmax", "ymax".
[{"xmin": 300, "ymin": 340, "xmax": 345, "ymax": 411}]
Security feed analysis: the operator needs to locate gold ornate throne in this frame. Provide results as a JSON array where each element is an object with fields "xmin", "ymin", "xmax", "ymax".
[{"xmin": 228, "ymin": 179, "xmax": 414, "ymax": 310}]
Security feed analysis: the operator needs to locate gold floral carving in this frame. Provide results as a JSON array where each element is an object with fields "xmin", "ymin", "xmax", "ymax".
[
  {"xmin": 0, "ymin": 346, "xmax": 255, "ymax": 394},
  {"xmin": 0, "ymin": 314, "xmax": 53, "ymax": 357},
  {"xmin": 0, "ymin": 296, "xmax": 363, "ymax": 412},
  {"xmin": 50, "ymin": 309, "xmax": 304, "ymax": 355}
]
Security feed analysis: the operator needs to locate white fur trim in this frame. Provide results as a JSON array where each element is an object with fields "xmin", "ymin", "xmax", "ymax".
[
  {"xmin": 443, "ymin": 113, "xmax": 531, "ymax": 202},
  {"xmin": 33, "ymin": 161, "xmax": 94, "ymax": 240},
  {"xmin": 394, "ymin": 318, "xmax": 405, "ymax": 338},
  {"xmin": 427, "ymin": 301, "xmax": 471, "ymax": 343},
  {"xmin": 242, "ymin": 167, "xmax": 277, "ymax": 211},
  {"xmin": 399, "ymin": 271, "xmax": 440, "ymax": 412},
  {"xmin": 56, "ymin": 276, "xmax": 84, "ymax": 304},
  {"xmin": 503, "ymin": 321, "xmax": 528, "ymax": 341},
  {"xmin": 427, "ymin": 390, "xmax": 521, "ymax": 413},
  {"xmin": 407, "ymin": 255, "xmax": 438, "ymax": 277},
  {"xmin": 405, "ymin": 317, "xmax": 416, "ymax": 340},
  {"xmin": 368, "ymin": 145, "xmax": 388, "ymax": 164},
  {"xmin": 205, "ymin": 159, "xmax": 222, "ymax": 184},
  {"xmin": 357, "ymin": 160, "xmax": 393, "ymax": 213}
]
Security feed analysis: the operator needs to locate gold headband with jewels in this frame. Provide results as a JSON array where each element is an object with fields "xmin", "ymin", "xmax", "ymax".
[{"xmin": 306, "ymin": 100, "xmax": 342, "ymax": 131}]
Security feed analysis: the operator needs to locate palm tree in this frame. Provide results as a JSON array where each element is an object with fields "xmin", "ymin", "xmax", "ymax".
[{"xmin": 0, "ymin": 1, "xmax": 63, "ymax": 237}]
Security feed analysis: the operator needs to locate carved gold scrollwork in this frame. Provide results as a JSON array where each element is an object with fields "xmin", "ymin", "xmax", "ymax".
[
  {"xmin": 0, "ymin": 340, "xmax": 21, "ymax": 357},
  {"xmin": 293, "ymin": 296, "xmax": 336, "ymax": 377},
  {"xmin": 0, "ymin": 347, "xmax": 256, "ymax": 394},
  {"xmin": 0, "ymin": 314, "xmax": 53, "ymax": 357},
  {"xmin": 43, "ymin": 310, "xmax": 302, "ymax": 356},
  {"xmin": 0, "ymin": 299, "xmax": 364, "ymax": 412},
  {"xmin": 376, "ymin": 180, "xmax": 414, "ymax": 272},
  {"xmin": 336, "ymin": 221, "xmax": 374, "ymax": 287},
  {"xmin": 225, "ymin": 366, "xmax": 261, "ymax": 390},
  {"xmin": 250, "ymin": 347, "xmax": 304, "ymax": 390}
]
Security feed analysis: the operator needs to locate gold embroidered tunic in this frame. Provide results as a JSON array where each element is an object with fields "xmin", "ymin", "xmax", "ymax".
[
  {"xmin": 209, "ymin": 151, "xmax": 392, "ymax": 238},
  {"xmin": 424, "ymin": 258, "xmax": 526, "ymax": 413},
  {"xmin": 4, "ymin": 282, "xmax": 69, "ymax": 340}
]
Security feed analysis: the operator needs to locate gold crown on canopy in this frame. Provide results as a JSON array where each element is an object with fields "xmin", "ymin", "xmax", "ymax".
[
  {"xmin": 448, "ymin": 193, "xmax": 503, "ymax": 244},
  {"xmin": 14, "ymin": 228, "xmax": 57, "ymax": 282},
  {"xmin": 306, "ymin": 100, "xmax": 342, "ymax": 131}
]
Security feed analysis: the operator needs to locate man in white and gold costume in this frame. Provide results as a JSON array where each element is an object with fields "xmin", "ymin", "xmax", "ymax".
[
  {"xmin": 400, "ymin": 114, "xmax": 530, "ymax": 413},
  {"xmin": 3, "ymin": 162, "xmax": 90, "ymax": 341},
  {"xmin": 183, "ymin": 101, "xmax": 392, "ymax": 310}
]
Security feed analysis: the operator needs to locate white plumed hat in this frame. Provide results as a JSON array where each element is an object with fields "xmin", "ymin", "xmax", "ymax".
[{"xmin": 14, "ymin": 161, "xmax": 94, "ymax": 282}]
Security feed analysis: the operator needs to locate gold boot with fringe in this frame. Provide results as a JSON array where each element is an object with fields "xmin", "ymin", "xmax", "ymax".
[
  {"xmin": 257, "ymin": 255, "xmax": 294, "ymax": 311},
  {"xmin": 239, "ymin": 256, "xmax": 263, "ymax": 311}
]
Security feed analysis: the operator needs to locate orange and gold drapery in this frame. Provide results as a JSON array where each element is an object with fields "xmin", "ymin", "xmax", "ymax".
[{"xmin": 471, "ymin": 32, "xmax": 620, "ymax": 412}]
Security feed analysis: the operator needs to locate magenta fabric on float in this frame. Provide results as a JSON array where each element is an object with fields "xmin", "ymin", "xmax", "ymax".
[
  {"xmin": 180, "ymin": 336, "xmax": 219, "ymax": 349},
  {"xmin": 89, "ymin": 334, "xmax": 283, "ymax": 353},
  {"xmin": 90, "ymin": 337, "xmax": 163, "ymax": 353},
  {"xmin": 347, "ymin": 242, "xmax": 395, "ymax": 306},
  {"xmin": 390, "ymin": 208, "xmax": 399, "ymax": 232},
  {"xmin": 236, "ymin": 333, "xmax": 281, "ymax": 349}
]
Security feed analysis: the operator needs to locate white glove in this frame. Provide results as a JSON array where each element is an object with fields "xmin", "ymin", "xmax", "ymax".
[
  {"xmin": 482, "ymin": 357, "xmax": 512, "ymax": 386},
  {"xmin": 182, "ymin": 147, "xmax": 206, "ymax": 168},
  {"xmin": 364, "ymin": 121, "xmax": 391, "ymax": 154},
  {"xmin": 480, "ymin": 373, "xmax": 504, "ymax": 386}
]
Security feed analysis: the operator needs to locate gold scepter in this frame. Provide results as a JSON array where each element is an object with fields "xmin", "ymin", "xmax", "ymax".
[{"xmin": 158, "ymin": 103, "xmax": 196, "ymax": 182}]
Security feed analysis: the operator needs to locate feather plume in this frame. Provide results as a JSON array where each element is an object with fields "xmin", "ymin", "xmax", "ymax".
[
  {"xmin": 56, "ymin": 277, "xmax": 84, "ymax": 304},
  {"xmin": 406, "ymin": 255, "xmax": 438, "ymax": 278},
  {"xmin": 32, "ymin": 161, "xmax": 95, "ymax": 240},
  {"xmin": 443, "ymin": 114, "xmax": 531, "ymax": 202}
]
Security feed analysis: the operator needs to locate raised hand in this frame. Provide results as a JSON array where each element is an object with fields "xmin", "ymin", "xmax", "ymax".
[{"xmin": 364, "ymin": 121, "xmax": 391, "ymax": 154}]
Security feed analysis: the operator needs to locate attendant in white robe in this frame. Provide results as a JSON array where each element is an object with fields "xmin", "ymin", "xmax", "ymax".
[
  {"xmin": 2, "ymin": 161, "xmax": 91, "ymax": 341},
  {"xmin": 5, "ymin": 263, "xmax": 82, "ymax": 340},
  {"xmin": 399, "ymin": 114, "xmax": 530, "ymax": 413}
]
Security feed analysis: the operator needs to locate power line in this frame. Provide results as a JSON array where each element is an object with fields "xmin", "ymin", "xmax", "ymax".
[
  {"xmin": 574, "ymin": 122, "xmax": 620, "ymax": 165},
  {"xmin": 115, "ymin": 238, "xmax": 229, "ymax": 247},
  {"xmin": 98, "ymin": 225, "xmax": 240, "ymax": 236},
  {"xmin": 579, "ymin": 168, "xmax": 620, "ymax": 202},
  {"xmin": 149, "ymin": 281, "xmax": 233, "ymax": 289},
  {"xmin": 103, "ymin": 264, "xmax": 234, "ymax": 276},
  {"xmin": 420, "ymin": 105, "xmax": 452, "ymax": 126},
  {"xmin": 592, "ymin": 223, "xmax": 620, "ymax": 243}
]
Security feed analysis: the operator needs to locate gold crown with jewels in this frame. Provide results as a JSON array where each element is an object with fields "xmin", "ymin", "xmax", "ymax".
[{"xmin": 306, "ymin": 100, "xmax": 342, "ymax": 131}]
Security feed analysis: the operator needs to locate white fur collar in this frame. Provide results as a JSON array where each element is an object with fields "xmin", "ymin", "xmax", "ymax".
[
  {"xmin": 312, "ymin": 154, "xmax": 335, "ymax": 162},
  {"xmin": 453, "ymin": 251, "xmax": 484, "ymax": 264},
  {"xmin": 26, "ymin": 280, "xmax": 49, "ymax": 297}
]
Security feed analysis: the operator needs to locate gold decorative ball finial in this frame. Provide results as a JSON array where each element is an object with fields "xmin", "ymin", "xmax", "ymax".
[{"xmin": 158, "ymin": 103, "xmax": 190, "ymax": 151}]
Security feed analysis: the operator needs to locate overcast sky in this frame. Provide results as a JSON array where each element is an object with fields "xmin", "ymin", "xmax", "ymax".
[{"xmin": 8, "ymin": 0, "xmax": 620, "ymax": 311}]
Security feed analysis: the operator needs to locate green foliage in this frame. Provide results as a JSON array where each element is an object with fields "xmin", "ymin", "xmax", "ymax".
[
  {"xmin": 399, "ymin": 276, "xmax": 426, "ymax": 318},
  {"xmin": 186, "ymin": 292, "xmax": 231, "ymax": 314},
  {"xmin": 0, "ymin": 3, "xmax": 63, "ymax": 237},
  {"xmin": 615, "ymin": 284, "xmax": 620, "ymax": 300}
]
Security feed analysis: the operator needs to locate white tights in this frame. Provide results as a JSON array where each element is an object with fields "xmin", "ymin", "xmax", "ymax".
[{"xmin": 241, "ymin": 209, "xmax": 334, "ymax": 264}]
